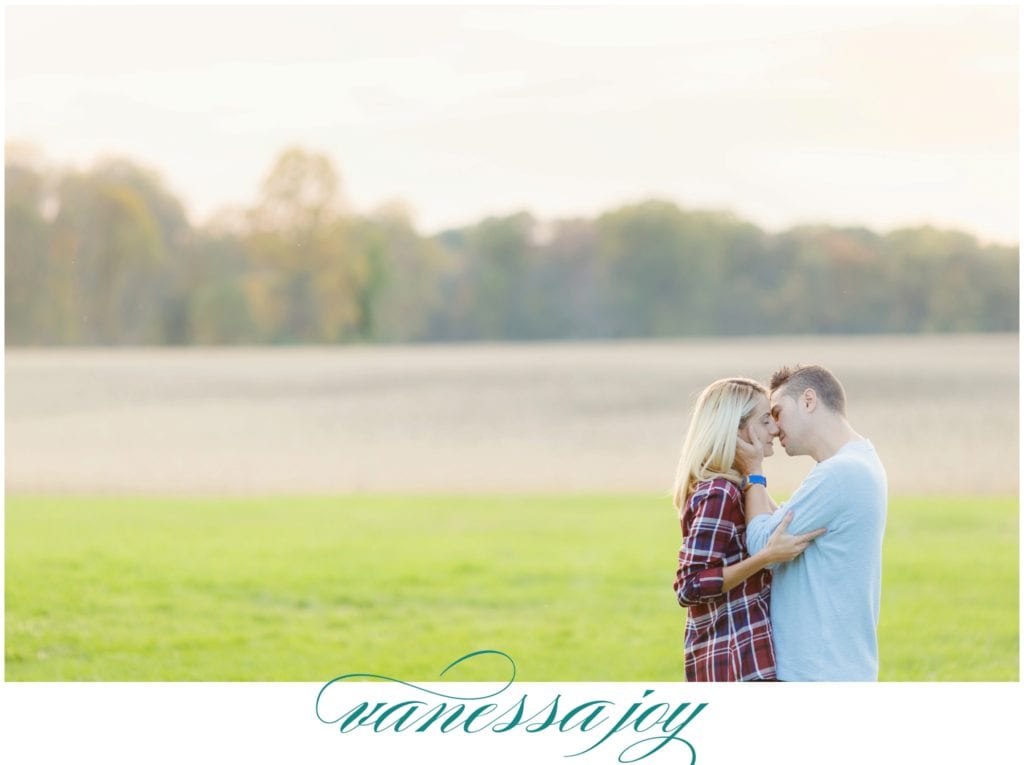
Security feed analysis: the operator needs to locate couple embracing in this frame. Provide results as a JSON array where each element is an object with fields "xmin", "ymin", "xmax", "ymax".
[{"xmin": 672, "ymin": 364, "xmax": 887, "ymax": 682}]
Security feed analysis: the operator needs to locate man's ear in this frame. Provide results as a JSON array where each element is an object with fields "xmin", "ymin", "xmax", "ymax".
[{"xmin": 802, "ymin": 388, "xmax": 818, "ymax": 412}]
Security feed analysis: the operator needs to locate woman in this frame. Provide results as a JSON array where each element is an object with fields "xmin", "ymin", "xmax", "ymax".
[{"xmin": 671, "ymin": 377, "xmax": 823, "ymax": 682}]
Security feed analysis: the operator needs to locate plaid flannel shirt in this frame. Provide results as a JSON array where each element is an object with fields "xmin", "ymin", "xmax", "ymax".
[{"xmin": 673, "ymin": 477, "xmax": 776, "ymax": 681}]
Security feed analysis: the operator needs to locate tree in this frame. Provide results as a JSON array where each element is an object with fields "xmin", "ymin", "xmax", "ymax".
[
  {"xmin": 5, "ymin": 153, "xmax": 53, "ymax": 343},
  {"xmin": 351, "ymin": 202, "xmax": 449, "ymax": 341},
  {"xmin": 595, "ymin": 201, "xmax": 726, "ymax": 337},
  {"xmin": 47, "ymin": 159, "xmax": 174, "ymax": 343},
  {"xmin": 244, "ymin": 147, "xmax": 368, "ymax": 342},
  {"xmin": 447, "ymin": 212, "xmax": 537, "ymax": 339}
]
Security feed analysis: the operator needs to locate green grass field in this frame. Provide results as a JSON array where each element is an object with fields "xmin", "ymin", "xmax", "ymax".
[{"xmin": 5, "ymin": 494, "xmax": 1018, "ymax": 681}]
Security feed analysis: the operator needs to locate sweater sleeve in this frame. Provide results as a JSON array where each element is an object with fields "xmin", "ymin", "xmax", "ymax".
[{"xmin": 747, "ymin": 460, "xmax": 842, "ymax": 555}]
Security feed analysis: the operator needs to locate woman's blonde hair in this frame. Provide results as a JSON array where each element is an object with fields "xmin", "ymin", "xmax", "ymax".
[{"xmin": 672, "ymin": 377, "xmax": 768, "ymax": 510}]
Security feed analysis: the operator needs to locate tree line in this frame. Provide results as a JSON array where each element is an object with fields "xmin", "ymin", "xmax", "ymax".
[{"xmin": 5, "ymin": 146, "xmax": 1018, "ymax": 345}]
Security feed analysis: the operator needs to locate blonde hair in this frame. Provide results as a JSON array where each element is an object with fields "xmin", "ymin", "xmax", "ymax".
[{"xmin": 672, "ymin": 377, "xmax": 768, "ymax": 510}]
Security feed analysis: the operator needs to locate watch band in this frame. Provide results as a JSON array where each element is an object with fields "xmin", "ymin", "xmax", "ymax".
[{"xmin": 741, "ymin": 474, "xmax": 767, "ymax": 491}]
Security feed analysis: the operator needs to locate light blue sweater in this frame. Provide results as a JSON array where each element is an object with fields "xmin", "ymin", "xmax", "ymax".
[{"xmin": 746, "ymin": 439, "xmax": 887, "ymax": 681}]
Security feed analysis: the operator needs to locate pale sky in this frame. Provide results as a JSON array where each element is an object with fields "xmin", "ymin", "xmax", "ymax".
[{"xmin": 5, "ymin": 4, "xmax": 1020, "ymax": 243}]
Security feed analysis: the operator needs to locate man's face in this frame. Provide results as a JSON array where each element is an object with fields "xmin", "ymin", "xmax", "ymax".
[{"xmin": 770, "ymin": 388, "xmax": 804, "ymax": 456}]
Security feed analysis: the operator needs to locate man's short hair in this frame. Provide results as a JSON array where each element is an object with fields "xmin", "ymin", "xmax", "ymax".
[{"xmin": 769, "ymin": 364, "xmax": 847, "ymax": 415}]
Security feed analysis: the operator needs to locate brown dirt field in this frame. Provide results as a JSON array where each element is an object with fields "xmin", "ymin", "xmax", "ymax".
[{"xmin": 5, "ymin": 334, "xmax": 1017, "ymax": 496}]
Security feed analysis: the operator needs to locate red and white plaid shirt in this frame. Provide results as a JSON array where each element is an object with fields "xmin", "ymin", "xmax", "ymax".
[{"xmin": 673, "ymin": 477, "xmax": 776, "ymax": 681}]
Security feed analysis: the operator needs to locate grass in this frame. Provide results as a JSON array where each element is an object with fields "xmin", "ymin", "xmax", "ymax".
[{"xmin": 4, "ymin": 494, "xmax": 1018, "ymax": 681}]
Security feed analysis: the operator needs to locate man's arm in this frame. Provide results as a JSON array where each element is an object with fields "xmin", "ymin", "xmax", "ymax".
[
  {"xmin": 675, "ymin": 487, "xmax": 823, "ymax": 604},
  {"xmin": 747, "ymin": 463, "xmax": 838, "ymax": 555}
]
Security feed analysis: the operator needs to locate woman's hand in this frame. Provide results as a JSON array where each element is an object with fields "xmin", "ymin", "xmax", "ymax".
[
  {"xmin": 735, "ymin": 426, "xmax": 766, "ymax": 475},
  {"xmin": 760, "ymin": 511, "xmax": 826, "ymax": 565}
]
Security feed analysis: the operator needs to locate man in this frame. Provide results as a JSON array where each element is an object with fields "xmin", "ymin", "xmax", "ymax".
[{"xmin": 737, "ymin": 364, "xmax": 887, "ymax": 681}]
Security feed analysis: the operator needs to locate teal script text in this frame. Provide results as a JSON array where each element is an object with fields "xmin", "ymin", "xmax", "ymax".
[{"xmin": 315, "ymin": 650, "xmax": 708, "ymax": 763}]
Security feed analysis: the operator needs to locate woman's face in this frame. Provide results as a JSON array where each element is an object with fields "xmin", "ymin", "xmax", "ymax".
[{"xmin": 741, "ymin": 393, "xmax": 779, "ymax": 458}]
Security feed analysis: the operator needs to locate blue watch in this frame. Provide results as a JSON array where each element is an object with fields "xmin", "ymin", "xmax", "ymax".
[{"xmin": 741, "ymin": 474, "xmax": 767, "ymax": 491}]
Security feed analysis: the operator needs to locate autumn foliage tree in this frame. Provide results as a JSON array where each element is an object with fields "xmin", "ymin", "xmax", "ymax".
[{"xmin": 4, "ymin": 145, "xmax": 1018, "ymax": 346}]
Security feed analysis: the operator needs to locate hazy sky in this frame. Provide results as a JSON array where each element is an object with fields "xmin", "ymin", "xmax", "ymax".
[{"xmin": 5, "ymin": 4, "xmax": 1019, "ymax": 243}]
